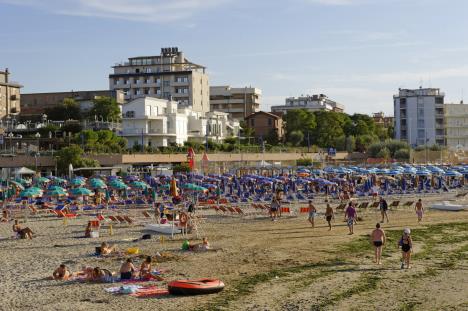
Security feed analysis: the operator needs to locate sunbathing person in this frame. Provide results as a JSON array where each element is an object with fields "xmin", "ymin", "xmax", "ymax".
[
  {"xmin": 1, "ymin": 210, "xmax": 9, "ymax": 222},
  {"xmin": 84, "ymin": 223, "xmax": 92, "ymax": 238},
  {"xmin": 12, "ymin": 220, "xmax": 34, "ymax": 239},
  {"xmin": 91, "ymin": 267, "xmax": 106, "ymax": 282},
  {"xmin": 139, "ymin": 256, "xmax": 163, "ymax": 281},
  {"xmin": 120, "ymin": 258, "xmax": 136, "ymax": 280},
  {"xmin": 52, "ymin": 264, "xmax": 72, "ymax": 280},
  {"xmin": 100, "ymin": 242, "xmax": 118, "ymax": 255},
  {"xmin": 74, "ymin": 266, "xmax": 94, "ymax": 281}
]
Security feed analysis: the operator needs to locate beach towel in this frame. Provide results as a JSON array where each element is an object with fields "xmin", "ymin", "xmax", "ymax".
[{"xmin": 129, "ymin": 286, "xmax": 169, "ymax": 298}]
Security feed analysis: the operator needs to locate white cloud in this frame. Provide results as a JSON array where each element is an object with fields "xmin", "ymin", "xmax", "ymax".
[{"xmin": 0, "ymin": 0, "xmax": 229, "ymax": 22}]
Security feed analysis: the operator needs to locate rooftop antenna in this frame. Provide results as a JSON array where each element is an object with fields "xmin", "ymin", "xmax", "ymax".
[
  {"xmin": 461, "ymin": 89, "xmax": 464, "ymax": 104},
  {"xmin": 419, "ymin": 77, "xmax": 423, "ymax": 88}
]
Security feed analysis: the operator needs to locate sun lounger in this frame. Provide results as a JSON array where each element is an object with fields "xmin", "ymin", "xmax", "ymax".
[
  {"xmin": 123, "ymin": 216, "xmax": 135, "ymax": 225},
  {"xmin": 116, "ymin": 215, "xmax": 127, "ymax": 223}
]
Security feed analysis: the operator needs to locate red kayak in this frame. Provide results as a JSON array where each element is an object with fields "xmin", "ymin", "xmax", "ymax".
[{"xmin": 168, "ymin": 279, "xmax": 225, "ymax": 295}]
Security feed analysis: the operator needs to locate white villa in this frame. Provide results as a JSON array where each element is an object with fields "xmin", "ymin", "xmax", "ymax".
[{"xmin": 121, "ymin": 97, "xmax": 239, "ymax": 148}]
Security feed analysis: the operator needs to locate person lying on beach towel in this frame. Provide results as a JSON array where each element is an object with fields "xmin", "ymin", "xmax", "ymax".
[
  {"xmin": 52, "ymin": 264, "xmax": 73, "ymax": 280},
  {"xmin": 12, "ymin": 219, "xmax": 34, "ymax": 239},
  {"xmin": 100, "ymin": 242, "xmax": 120, "ymax": 256},
  {"xmin": 1, "ymin": 210, "xmax": 10, "ymax": 222}
]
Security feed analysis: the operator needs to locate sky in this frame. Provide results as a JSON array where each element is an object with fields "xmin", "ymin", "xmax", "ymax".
[{"xmin": 2, "ymin": 0, "xmax": 468, "ymax": 115}]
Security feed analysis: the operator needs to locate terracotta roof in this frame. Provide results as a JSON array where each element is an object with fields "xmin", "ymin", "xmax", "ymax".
[{"xmin": 245, "ymin": 111, "xmax": 281, "ymax": 119}]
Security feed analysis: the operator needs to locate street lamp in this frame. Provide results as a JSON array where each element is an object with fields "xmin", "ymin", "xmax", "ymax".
[
  {"xmin": 35, "ymin": 132, "xmax": 41, "ymax": 153},
  {"xmin": 8, "ymin": 132, "xmax": 13, "ymax": 153}
]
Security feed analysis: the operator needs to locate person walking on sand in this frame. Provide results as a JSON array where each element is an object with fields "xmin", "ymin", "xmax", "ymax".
[
  {"xmin": 325, "ymin": 201, "xmax": 334, "ymax": 230},
  {"xmin": 370, "ymin": 223, "xmax": 386, "ymax": 265},
  {"xmin": 379, "ymin": 197, "xmax": 389, "ymax": 223},
  {"xmin": 345, "ymin": 202, "xmax": 357, "ymax": 235},
  {"xmin": 398, "ymin": 228, "xmax": 413, "ymax": 269},
  {"xmin": 307, "ymin": 200, "xmax": 317, "ymax": 228},
  {"xmin": 415, "ymin": 199, "xmax": 424, "ymax": 223}
]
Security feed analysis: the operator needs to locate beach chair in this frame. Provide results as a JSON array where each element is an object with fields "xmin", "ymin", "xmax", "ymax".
[
  {"xmin": 142, "ymin": 211, "xmax": 153, "ymax": 219},
  {"xmin": 280, "ymin": 206, "xmax": 292, "ymax": 216},
  {"xmin": 390, "ymin": 201, "xmax": 400, "ymax": 209},
  {"xmin": 226, "ymin": 206, "xmax": 237, "ymax": 215},
  {"xmin": 218, "ymin": 206, "xmax": 228, "ymax": 214},
  {"xmin": 108, "ymin": 215, "xmax": 121, "ymax": 223},
  {"xmin": 358, "ymin": 202, "xmax": 369, "ymax": 209},
  {"xmin": 234, "ymin": 207, "xmax": 247, "ymax": 217},
  {"xmin": 336, "ymin": 203, "xmax": 346, "ymax": 211},
  {"xmin": 123, "ymin": 216, "xmax": 135, "ymax": 225},
  {"xmin": 115, "ymin": 215, "xmax": 126, "ymax": 223},
  {"xmin": 370, "ymin": 202, "xmax": 380, "ymax": 208},
  {"xmin": 300, "ymin": 207, "xmax": 310, "ymax": 214},
  {"xmin": 402, "ymin": 201, "xmax": 414, "ymax": 208}
]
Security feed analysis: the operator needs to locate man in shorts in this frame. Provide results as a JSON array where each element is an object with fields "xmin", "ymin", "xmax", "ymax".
[
  {"xmin": 379, "ymin": 197, "xmax": 389, "ymax": 223},
  {"xmin": 325, "ymin": 201, "xmax": 334, "ymax": 230},
  {"xmin": 370, "ymin": 223, "xmax": 386, "ymax": 265},
  {"xmin": 415, "ymin": 199, "xmax": 424, "ymax": 223},
  {"xmin": 345, "ymin": 202, "xmax": 357, "ymax": 235},
  {"xmin": 307, "ymin": 200, "xmax": 317, "ymax": 228}
]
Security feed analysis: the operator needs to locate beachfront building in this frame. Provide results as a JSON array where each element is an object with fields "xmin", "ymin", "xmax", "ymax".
[
  {"xmin": 245, "ymin": 111, "xmax": 284, "ymax": 141},
  {"xmin": 109, "ymin": 47, "xmax": 210, "ymax": 113},
  {"xmin": 0, "ymin": 68, "xmax": 22, "ymax": 119},
  {"xmin": 394, "ymin": 87, "xmax": 445, "ymax": 147},
  {"xmin": 271, "ymin": 94, "xmax": 344, "ymax": 115},
  {"xmin": 121, "ymin": 97, "xmax": 239, "ymax": 148},
  {"xmin": 209, "ymin": 86, "xmax": 261, "ymax": 120},
  {"xmin": 445, "ymin": 102, "xmax": 468, "ymax": 150},
  {"xmin": 20, "ymin": 90, "xmax": 125, "ymax": 120},
  {"xmin": 372, "ymin": 112, "xmax": 394, "ymax": 128}
]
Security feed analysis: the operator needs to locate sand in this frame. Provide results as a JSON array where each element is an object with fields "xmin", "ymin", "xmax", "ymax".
[{"xmin": 0, "ymin": 195, "xmax": 467, "ymax": 311}]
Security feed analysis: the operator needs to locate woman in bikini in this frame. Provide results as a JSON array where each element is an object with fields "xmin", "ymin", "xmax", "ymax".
[
  {"xmin": 12, "ymin": 219, "xmax": 34, "ymax": 239},
  {"xmin": 399, "ymin": 228, "xmax": 413, "ymax": 269},
  {"xmin": 52, "ymin": 264, "xmax": 72, "ymax": 280},
  {"xmin": 139, "ymin": 256, "xmax": 163, "ymax": 281}
]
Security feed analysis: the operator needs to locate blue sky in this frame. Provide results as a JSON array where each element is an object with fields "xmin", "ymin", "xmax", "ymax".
[{"xmin": 2, "ymin": 0, "xmax": 468, "ymax": 115}]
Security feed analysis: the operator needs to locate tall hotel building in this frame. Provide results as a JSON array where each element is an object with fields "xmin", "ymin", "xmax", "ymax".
[
  {"xmin": 394, "ymin": 87, "xmax": 445, "ymax": 146},
  {"xmin": 109, "ymin": 47, "xmax": 209, "ymax": 113}
]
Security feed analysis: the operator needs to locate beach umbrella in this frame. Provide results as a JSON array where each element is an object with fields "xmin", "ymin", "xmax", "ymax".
[
  {"xmin": 36, "ymin": 177, "xmax": 50, "ymax": 184},
  {"xmin": 111, "ymin": 182, "xmax": 129, "ymax": 190},
  {"xmin": 444, "ymin": 170, "xmax": 462, "ymax": 177},
  {"xmin": 415, "ymin": 170, "xmax": 431, "ymax": 176},
  {"xmin": 131, "ymin": 181, "xmax": 150, "ymax": 189},
  {"xmin": 125, "ymin": 175, "xmax": 140, "ymax": 182},
  {"xmin": 51, "ymin": 177, "xmax": 67, "ymax": 184},
  {"xmin": 9, "ymin": 180, "xmax": 25, "ymax": 190},
  {"xmin": 28, "ymin": 187, "xmax": 43, "ymax": 194},
  {"xmin": 181, "ymin": 183, "xmax": 207, "ymax": 192},
  {"xmin": 90, "ymin": 178, "xmax": 107, "ymax": 189},
  {"xmin": 70, "ymin": 178, "xmax": 86, "ymax": 186},
  {"xmin": 48, "ymin": 188, "xmax": 68, "ymax": 197},
  {"xmin": 71, "ymin": 187, "xmax": 93, "ymax": 196},
  {"xmin": 19, "ymin": 189, "xmax": 41, "ymax": 198},
  {"xmin": 15, "ymin": 178, "xmax": 31, "ymax": 186}
]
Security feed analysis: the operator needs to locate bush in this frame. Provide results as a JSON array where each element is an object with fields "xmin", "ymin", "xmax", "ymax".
[
  {"xmin": 394, "ymin": 148, "xmax": 410, "ymax": 160},
  {"xmin": 376, "ymin": 147, "xmax": 391, "ymax": 159},
  {"xmin": 297, "ymin": 158, "xmax": 313, "ymax": 166},
  {"xmin": 173, "ymin": 163, "xmax": 190, "ymax": 173},
  {"xmin": 385, "ymin": 139, "xmax": 409, "ymax": 155},
  {"xmin": 368, "ymin": 142, "xmax": 384, "ymax": 158}
]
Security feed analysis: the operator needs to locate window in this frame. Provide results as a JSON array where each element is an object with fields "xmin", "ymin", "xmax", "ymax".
[
  {"xmin": 155, "ymin": 88, "xmax": 161, "ymax": 95},
  {"xmin": 144, "ymin": 78, "xmax": 150, "ymax": 84},
  {"xmin": 136, "ymin": 68, "xmax": 140, "ymax": 73},
  {"xmin": 145, "ymin": 68, "xmax": 152, "ymax": 73},
  {"xmin": 268, "ymin": 118, "xmax": 272, "ymax": 126},
  {"xmin": 417, "ymin": 129, "xmax": 425, "ymax": 139},
  {"xmin": 163, "ymin": 81, "xmax": 170, "ymax": 87},
  {"xmin": 125, "ymin": 111, "xmax": 135, "ymax": 118},
  {"xmin": 435, "ymin": 97, "xmax": 444, "ymax": 104},
  {"xmin": 163, "ymin": 92, "xmax": 171, "ymax": 98},
  {"xmin": 175, "ymin": 76, "xmax": 188, "ymax": 82},
  {"xmin": 417, "ymin": 120, "xmax": 424, "ymax": 128},
  {"xmin": 124, "ymin": 79, "xmax": 129, "ymax": 85},
  {"xmin": 144, "ymin": 88, "xmax": 149, "ymax": 95},
  {"xmin": 250, "ymin": 119, "xmax": 255, "ymax": 126},
  {"xmin": 400, "ymin": 98, "xmax": 406, "ymax": 105},
  {"xmin": 155, "ymin": 78, "xmax": 161, "ymax": 84}
]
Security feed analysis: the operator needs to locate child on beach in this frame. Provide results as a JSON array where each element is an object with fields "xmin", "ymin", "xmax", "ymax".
[
  {"xmin": 325, "ymin": 201, "xmax": 334, "ymax": 231},
  {"xmin": 370, "ymin": 223, "xmax": 386, "ymax": 265},
  {"xmin": 12, "ymin": 219, "xmax": 34, "ymax": 239},
  {"xmin": 379, "ymin": 197, "xmax": 389, "ymax": 223},
  {"xmin": 52, "ymin": 264, "xmax": 72, "ymax": 280},
  {"xmin": 399, "ymin": 228, "xmax": 413, "ymax": 269},
  {"xmin": 415, "ymin": 199, "xmax": 424, "ymax": 223},
  {"xmin": 307, "ymin": 200, "xmax": 317, "ymax": 228}
]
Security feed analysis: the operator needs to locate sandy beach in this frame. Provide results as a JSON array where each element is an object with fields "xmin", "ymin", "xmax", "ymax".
[{"xmin": 0, "ymin": 195, "xmax": 467, "ymax": 311}]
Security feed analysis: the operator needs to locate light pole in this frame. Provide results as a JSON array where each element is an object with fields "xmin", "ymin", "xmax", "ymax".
[
  {"xmin": 8, "ymin": 132, "xmax": 13, "ymax": 153},
  {"xmin": 35, "ymin": 132, "xmax": 41, "ymax": 153}
]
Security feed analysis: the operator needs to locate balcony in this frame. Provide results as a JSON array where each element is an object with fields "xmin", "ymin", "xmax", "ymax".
[{"xmin": 121, "ymin": 128, "xmax": 176, "ymax": 136}]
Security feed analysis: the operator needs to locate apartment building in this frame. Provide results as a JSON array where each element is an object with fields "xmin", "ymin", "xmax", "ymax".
[
  {"xmin": 0, "ymin": 68, "xmax": 21, "ymax": 119},
  {"xmin": 445, "ymin": 102, "xmax": 468, "ymax": 150},
  {"xmin": 372, "ymin": 112, "xmax": 394, "ymax": 128},
  {"xmin": 271, "ymin": 94, "xmax": 344, "ymax": 115},
  {"xmin": 245, "ymin": 111, "xmax": 284, "ymax": 140},
  {"xmin": 394, "ymin": 87, "xmax": 445, "ymax": 147},
  {"xmin": 109, "ymin": 47, "xmax": 209, "ymax": 113},
  {"xmin": 121, "ymin": 97, "xmax": 239, "ymax": 148},
  {"xmin": 210, "ymin": 86, "xmax": 261, "ymax": 120},
  {"xmin": 21, "ymin": 90, "xmax": 125, "ymax": 119}
]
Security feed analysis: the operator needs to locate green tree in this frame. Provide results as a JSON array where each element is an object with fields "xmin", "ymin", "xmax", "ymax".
[
  {"xmin": 284, "ymin": 109, "xmax": 316, "ymax": 144},
  {"xmin": 394, "ymin": 148, "xmax": 410, "ymax": 161},
  {"xmin": 345, "ymin": 136, "xmax": 356, "ymax": 153},
  {"xmin": 265, "ymin": 129, "xmax": 279, "ymax": 145},
  {"xmin": 311, "ymin": 111, "xmax": 344, "ymax": 147},
  {"xmin": 55, "ymin": 145, "xmax": 99, "ymax": 174},
  {"xmin": 45, "ymin": 98, "xmax": 81, "ymax": 121},
  {"xmin": 355, "ymin": 134, "xmax": 379, "ymax": 152},
  {"xmin": 89, "ymin": 96, "xmax": 121, "ymax": 121},
  {"xmin": 289, "ymin": 130, "xmax": 304, "ymax": 146}
]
